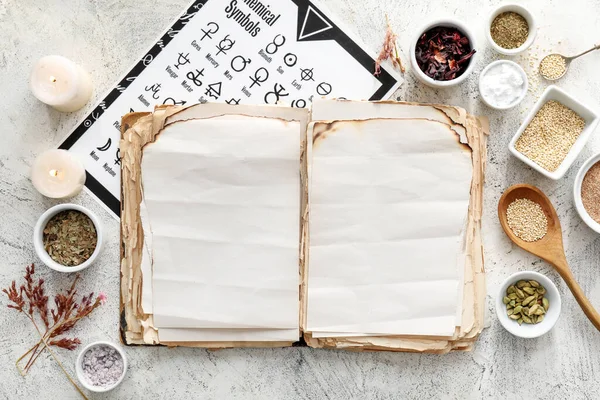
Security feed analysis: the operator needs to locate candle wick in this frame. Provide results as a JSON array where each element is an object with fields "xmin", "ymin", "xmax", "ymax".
[
  {"xmin": 49, "ymin": 169, "xmax": 59, "ymax": 177},
  {"xmin": 49, "ymin": 75, "xmax": 57, "ymax": 83}
]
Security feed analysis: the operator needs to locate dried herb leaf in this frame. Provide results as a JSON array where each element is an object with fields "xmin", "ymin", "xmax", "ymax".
[{"xmin": 42, "ymin": 210, "xmax": 97, "ymax": 267}]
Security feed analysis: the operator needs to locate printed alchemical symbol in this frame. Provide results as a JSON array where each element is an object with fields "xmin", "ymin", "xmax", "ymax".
[
  {"xmin": 186, "ymin": 68, "xmax": 205, "ymax": 86},
  {"xmin": 114, "ymin": 149, "xmax": 121, "ymax": 166},
  {"xmin": 316, "ymin": 82, "xmax": 332, "ymax": 96},
  {"xmin": 174, "ymin": 52, "xmax": 191, "ymax": 69},
  {"xmin": 200, "ymin": 22, "xmax": 219, "ymax": 41},
  {"xmin": 249, "ymin": 67, "xmax": 269, "ymax": 88},
  {"xmin": 291, "ymin": 99, "xmax": 307, "ymax": 108},
  {"xmin": 264, "ymin": 83, "xmax": 289, "ymax": 104},
  {"xmin": 231, "ymin": 55, "xmax": 251, "ymax": 72},
  {"xmin": 162, "ymin": 98, "xmax": 187, "ymax": 106},
  {"xmin": 205, "ymin": 82, "xmax": 222, "ymax": 99},
  {"xmin": 226, "ymin": 98, "xmax": 241, "ymax": 105},
  {"xmin": 300, "ymin": 68, "xmax": 314, "ymax": 81},
  {"xmin": 144, "ymin": 83, "xmax": 162, "ymax": 99},
  {"xmin": 266, "ymin": 34, "xmax": 286, "ymax": 55},
  {"xmin": 284, "ymin": 53, "xmax": 298, "ymax": 67},
  {"xmin": 216, "ymin": 35, "xmax": 236, "ymax": 56},
  {"xmin": 96, "ymin": 138, "xmax": 112, "ymax": 152}
]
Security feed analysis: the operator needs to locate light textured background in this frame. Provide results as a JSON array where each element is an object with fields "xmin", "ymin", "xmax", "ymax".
[{"xmin": 2, "ymin": 0, "xmax": 600, "ymax": 399}]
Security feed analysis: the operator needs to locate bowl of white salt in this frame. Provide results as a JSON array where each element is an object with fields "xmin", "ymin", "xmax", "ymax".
[
  {"xmin": 479, "ymin": 60, "xmax": 528, "ymax": 110},
  {"xmin": 76, "ymin": 341, "xmax": 127, "ymax": 392}
]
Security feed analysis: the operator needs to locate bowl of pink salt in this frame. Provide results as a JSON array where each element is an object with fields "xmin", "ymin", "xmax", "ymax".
[
  {"xmin": 76, "ymin": 341, "xmax": 127, "ymax": 392},
  {"xmin": 574, "ymin": 152, "xmax": 600, "ymax": 234}
]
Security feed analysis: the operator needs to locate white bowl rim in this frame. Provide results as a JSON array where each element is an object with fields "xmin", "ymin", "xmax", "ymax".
[
  {"xmin": 508, "ymin": 85, "xmax": 600, "ymax": 180},
  {"xmin": 75, "ymin": 341, "xmax": 128, "ymax": 392},
  {"xmin": 486, "ymin": 3, "xmax": 537, "ymax": 55},
  {"xmin": 410, "ymin": 17, "xmax": 478, "ymax": 87},
  {"xmin": 496, "ymin": 271, "xmax": 562, "ymax": 338},
  {"xmin": 573, "ymin": 151, "xmax": 600, "ymax": 234},
  {"xmin": 478, "ymin": 60, "xmax": 529, "ymax": 110},
  {"xmin": 33, "ymin": 203, "xmax": 103, "ymax": 273}
]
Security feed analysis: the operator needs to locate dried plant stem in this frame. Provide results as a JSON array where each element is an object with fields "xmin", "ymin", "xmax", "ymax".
[{"xmin": 23, "ymin": 314, "xmax": 89, "ymax": 400}]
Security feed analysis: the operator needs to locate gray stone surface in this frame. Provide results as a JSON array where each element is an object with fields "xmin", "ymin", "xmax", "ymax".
[{"xmin": 1, "ymin": 0, "xmax": 600, "ymax": 399}]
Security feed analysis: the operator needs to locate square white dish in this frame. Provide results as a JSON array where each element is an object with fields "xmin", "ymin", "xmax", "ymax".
[{"xmin": 509, "ymin": 85, "xmax": 599, "ymax": 180}]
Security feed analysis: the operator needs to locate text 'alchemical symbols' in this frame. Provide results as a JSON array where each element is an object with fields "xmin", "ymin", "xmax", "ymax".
[
  {"xmin": 200, "ymin": 22, "xmax": 219, "ymax": 41},
  {"xmin": 205, "ymin": 82, "xmax": 222, "ymax": 99},
  {"xmin": 226, "ymin": 98, "xmax": 241, "ymax": 105},
  {"xmin": 174, "ymin": 52, "xmax": 191, "ymax": 69},
  {"xmin": 114, "ymin": 148, "xmax": 121, "ymax": 166},
  {"xmin": 264, "ymin": 83, "xmax": 289, "ymax": 104},
  {"xmin": 187, "ymin": 68, "xmax": 205, "ymax": 86},
  {"xmin": 316, "ymin": 82, "xmax": 332, "ymax": 96},
  {"xmin": 144, "ymin": 83, "xmax": 161, "ymax": 99},
  {"xmin": 291, "ymin": 99, "xmax": 307, "ymax": 108},
  {"xmin": 163, "ymin": 98, "xmax": 187, "ymax": 106},
  {"xmin": 231, "ymin": 55, "xmax": 251, "ymax": 72},
  {"xmin": 216, "ymin": 35, "xmax": 235, "ymax": 56},
  {"xmin": 266, "ymin": 34, "xmax": 286, "ymax": 55},
  {"xmin": 300, "ymin": 68, "xmax": 314, "ymax": 81},
  {"xmin": 249, "ymin": 67, "xmax": 269, "ymax": 88},
  {"xmin": 284, "ymin": 53, "xmax": 298, "ymax": 67}
]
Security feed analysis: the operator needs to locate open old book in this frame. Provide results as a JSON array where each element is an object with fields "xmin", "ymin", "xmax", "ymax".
[{"xmin": 120, "ymin": 100, "xmax": 487, "ymax": 353}]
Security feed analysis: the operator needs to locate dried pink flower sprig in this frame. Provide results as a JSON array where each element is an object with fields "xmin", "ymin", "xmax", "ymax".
[
  {"xmin": 375, "ymin": 16, "xmax": 405, "ymax": 76},
  {"xmin": 2, "ymin": 264, "xmax": 105, "ymax": 399}
]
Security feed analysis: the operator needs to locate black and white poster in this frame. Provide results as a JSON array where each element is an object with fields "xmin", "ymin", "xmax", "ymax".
[{"xmin": 59, "ymin": 0, "xmax": 403, "ymax": 218}]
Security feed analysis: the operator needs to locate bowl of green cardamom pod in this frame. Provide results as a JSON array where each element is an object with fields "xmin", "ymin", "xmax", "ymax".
[{"xmin": 496, "ymin": 271, "xmax": 561, "ymax": 338}]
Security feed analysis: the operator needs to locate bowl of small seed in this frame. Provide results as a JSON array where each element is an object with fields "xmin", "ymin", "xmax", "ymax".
[
  {"xmin": 509, "ymin": 85, "xmax": 599, "ymax": 180},
  {"xmin": 574, "ymin": 152, "xmax": 600, "ymax": 234},
  {"xmin": 33, "ymin": 203, "xmax": 103, "ymax": 273},
  {"xmin": 496, "ymin": 271, "xmax": 561, "ymax": 338},
  {"xmin": 487, "ymin": 3, "xmax": 537, "ymax": 55},
  {"xmin": 76, "ymin": 341, "xmax": 127, "ymax": 392}
]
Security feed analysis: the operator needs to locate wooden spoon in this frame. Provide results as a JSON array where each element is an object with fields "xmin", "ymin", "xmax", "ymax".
[{"xmin": 498, "ymin": 183, "xmax": 600, "ymax": 331}]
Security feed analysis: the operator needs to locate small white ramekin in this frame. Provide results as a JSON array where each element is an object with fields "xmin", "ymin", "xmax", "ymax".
[
  {"xmin": 33, "ymin": 203, "xmax": 103, "ymax": 273},
  {"xmin": 410, "ymin": 18, "xmax": 478, "ymax": 88},
  {"xmin": 76, "ymin": 341, "xmax": 128, "ymax": 393},
  {"xmin": 574, "ymin": 152, "xmax": 600, "ymax": 234},
  {"xmin": 479, "ymin": 60, "xmax": 528, "ymax": 110},
  {"xmin": 496, "ymin": 271, "xmax": 561, "ymax": 339},
  {"xmin": 509, "ymin": 85, "xmax": 600, "ymax": 180},
  {"xmin": 486, "ymin": 3, "xmax": 537, "ymax": 55}
]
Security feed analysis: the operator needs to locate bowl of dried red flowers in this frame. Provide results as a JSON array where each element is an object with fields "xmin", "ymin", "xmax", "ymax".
[
  {"xmin": 33, "ymin": 203, "xmax": 103, "ymax": 273},
  {"xmin": 410, "ymin": 18, "xmax": 478, "ymax": 88}
]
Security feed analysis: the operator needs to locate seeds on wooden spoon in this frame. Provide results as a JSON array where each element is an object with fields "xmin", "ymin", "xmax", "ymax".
[{"xmin": 506, "ymin": 198, "xmax": 548, "ymax": 242}]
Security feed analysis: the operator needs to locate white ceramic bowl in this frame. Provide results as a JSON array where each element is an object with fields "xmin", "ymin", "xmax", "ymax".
[
  {"xmin": 76, "ymin": 341, "xmax": 127, "ymax": 393},
  {"xmin": 509, "ymin": 85, "xmax": 600, "ymax": 180},
  {"xmin": 479, "ymin": 60, "xmax": 528, "ymax": 110},
  {"xmin": 410, "ymin": 18, "xmax": 478, "ymax": 88},
  {"xmin": 486, "ymin": 3, "xmax": 537, "ymax": 55},
  {"xmin": 574, "ymin": 152, "xmax": 600, "ymax": 234},
  {"xmin": 33, "ymin": 203, "xmax": 103, "ymax": 273},
  {"xmin": 496, "ymin": 271, "xmax": 561, "ymax": 338}
]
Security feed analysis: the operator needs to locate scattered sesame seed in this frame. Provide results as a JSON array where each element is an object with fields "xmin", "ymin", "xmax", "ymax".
[
  {"xmin": 507, "ymin": 198, "xmax": 548, "ymax": 242},
  {"xmin": 515, "ymin": 100, "xmax": 585, "ymax": 172}
]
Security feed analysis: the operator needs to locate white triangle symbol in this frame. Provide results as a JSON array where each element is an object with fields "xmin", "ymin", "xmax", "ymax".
[{"xmin": 299, "ymin": 6, "xmax": 333, "ymax": 40}]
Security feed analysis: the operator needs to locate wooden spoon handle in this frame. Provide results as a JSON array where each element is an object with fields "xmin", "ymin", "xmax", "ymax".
[{"xmin": 556, "ymin": 266, "xmax": 600, "ymax": 331}]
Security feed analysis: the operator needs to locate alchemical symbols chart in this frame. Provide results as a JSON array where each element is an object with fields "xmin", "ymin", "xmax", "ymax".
[{"xmin": 59, "ymin": 0, "xmax": 402, "ymax": 218}]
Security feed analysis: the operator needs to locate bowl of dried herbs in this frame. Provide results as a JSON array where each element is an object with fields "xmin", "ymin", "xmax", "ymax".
[
  {"xmin": 34, "ymin": 203, "xmax": 103, "ymax": 272},
  {"xmin": 410, "ymin": 18, "xmax": 478, "ymax": 87}
]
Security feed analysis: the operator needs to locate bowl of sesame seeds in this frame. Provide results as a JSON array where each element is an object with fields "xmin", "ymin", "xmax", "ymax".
[{"xmin": 509, "ymin": 85, "xmax": 599, "ymax": 180}]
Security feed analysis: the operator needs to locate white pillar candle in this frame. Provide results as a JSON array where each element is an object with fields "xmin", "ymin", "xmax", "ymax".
[
  {"xmin": 29, "ymin": 55, "xmax": 93, "ymax": 112},
  {"xmin": 31, "ymin": 149, "xmax": 86, "ymax": 199}
]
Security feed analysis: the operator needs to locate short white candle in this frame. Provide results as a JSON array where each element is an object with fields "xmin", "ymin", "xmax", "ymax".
[
  {"xmin": 31, "ymin": 150, "xmax": 86, "ymax": 199},
  {"xmin": 29, "ymin": 55, "xmax": 93, "ymax": 112}
]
